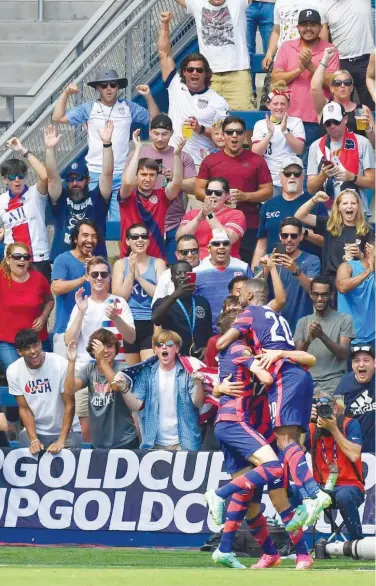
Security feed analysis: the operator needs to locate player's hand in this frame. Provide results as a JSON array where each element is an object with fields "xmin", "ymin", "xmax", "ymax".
[
  {"xmin": 254, "ymin": 348, "xmax": 283, "ymax": 370},
  {"xmin": 47, "ymin": 439, "xmax": 65, "ymax": 454},
  {"xmin": 217, "ymin": 374, "xmax": 244, "ymax": 397},
  {"xmin": 97, "ymin": 120, "xmax": 114, "ymax": 144},
  {"xmin": 29, "ymin": 439, "xmax": 44, "ymax": 455},
  {"xmin": 44, "ymin": 125, "xmax": 62, "ymax": 149},
  {"xmin": 308, "ymin": 321, "xmax": 323, "ymax": 339},
  {"xmin": 75, "ymin": 287, "xmax": 89, "ymax": 313}
]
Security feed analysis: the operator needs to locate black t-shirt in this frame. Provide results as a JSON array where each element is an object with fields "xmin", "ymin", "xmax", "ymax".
[
  {"xmin": 313, "ymin": 216, "xmax": 374, "ymax": 277},
  {"xmin": 0, "ymin": 407, "xmax": 9, "ymax": 448},
  {"xmin": 153, "ymin": 295, "xmax": 213, "ymax": 356},
  {"xmin": 335, "ymin": 371, "xmax": 375, "ymax": 454}
]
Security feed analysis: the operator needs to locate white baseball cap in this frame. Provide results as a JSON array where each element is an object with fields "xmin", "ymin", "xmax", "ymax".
[
  {"xmin": 322, "ymin": 101, "xmax": 346, "ymax": 124},
  {"xmin": 281, "ymin": 155, "xmax": 304, "ymax": 171},
  {"xmin": 209, "ymin": 229, "xmax": 230, "ymax": 244}
]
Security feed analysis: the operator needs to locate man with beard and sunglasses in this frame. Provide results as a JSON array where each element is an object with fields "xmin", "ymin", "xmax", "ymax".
[
  {"xmin": 52, "ymin": 70, "xmax": 159, "ymax": 221},
  {"xmin": 196, "ymin": 116, "xmax": 273, "ymax": 263},
  {"xmin": 158, "ymin": 12, "xmax": 229, "ymax": 166},
  {"xmin": 307, "ymin": 102, "xmax": 375, "ymax": 216},
  {"xmin": 252, "ymin": 156, "xmax": 327, "ymax": 271},
  {"xmin": 45, "ymin": 123, "xmax": 113, "ymax": 261},
  {"xmin": 259, "ymin": 217, "xmax": 321, "ymax": 334}
]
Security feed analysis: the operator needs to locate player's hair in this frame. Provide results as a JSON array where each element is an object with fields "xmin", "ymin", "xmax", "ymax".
[
  {"xmin": 70, "ymin": 219, "xmax": 101, "ymax": 249},
  {"xmin": 279, "ymin": 216, "xmax": 303, "ymax": 234},
  {"xmin": 0, "ymin": 242, "xmax": 32, "ymax": 285},
  {"xmin": 228, "ymin": 275, "xmax": 249, "ymax": 293},
  {"xmin": 207, "ymin": 177, "xmax": 230, "ymax": 194},
  {"xmin": 243, "ymin": 278, "xmax": 269, "ymax": 303},
  {"xmin": 223, "ymin": 295, "xmax": 241, "ymax": 313},
  {"xmin": 86, "ymin": 256, "xmax": 111, "ymax": 275},
  {"xmin": 176, "ymin": 234, "xmax": 199, "ymax": 247},
  {"xmin": 152, "ymin": 329, "xmax": 182, "ymax": 349},
  {"xmin": 126, "ymin": 223, "xmax": 149, "ymax": 238},
  {"xmin": 310, "ymin": 276, "xmax": 334, "ymax": 294},
  {"xmin": 327, "ymin": 189, "xmax": 369, "ymax": 238},
  {"xmin": 218, "ymin": 308, "xmax": 242, "ymax": 335},
  {"xmin": 179, "ymin": 52, "xmax": 212, "ymax": 86},
  {"xmin": 15, "ymin": 328, "xmax": 39, "ymax": 350},
  {"xmin": 1, "ymin": 158, "xmax": 28, "ymax": 178},
  {"xmin": 222, "ymin": 116, "xmax": 246, "ymax": 131},
  {"xmin": 86, "ymin": 328, "xmax": 120, "ymax": 359},
  {"xmin": 136, "ymin": 158, "xmax": 159, "ymax": 174}
]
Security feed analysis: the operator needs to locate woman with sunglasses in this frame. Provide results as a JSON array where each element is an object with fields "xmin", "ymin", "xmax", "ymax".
[
  {"xmin": 311, "ymin": 48, "xmax": 375, "ymax": 146},
  {"xmin": 295, "ymin": 189, "xmax": 374, "ymax": 279},
  {"xmin": 112, "ymin": 223, "xmax": 166, "ymax": 365},
  {"xmin": 252, "ymin": 83, "xmax": 306, "ymax": 196},
  {"xmin": 176, "ymin": 177, "xmax": 246, "ymax": 260}
]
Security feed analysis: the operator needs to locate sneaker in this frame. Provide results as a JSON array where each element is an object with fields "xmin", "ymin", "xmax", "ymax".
[
  {"xmin": 303, "ymin": 490, "xmax": 332, "ymax": 530},
  {"xmin": 212, "ymin": 548, "xmax": 246, "ymax": 569},
  {"xmin": 285, "ymin": 504, "xmax": 308, "ymax": 532},
  {"xmin": 205, "ymin": 489, "xmax": 225, "ymax": 525},
  {"xmin": 296, "ymin": 554, "xmax": 313, "ymax": 570},
  {"xmin": 251, "ymin": 553, "xmax": 281, "ymax": 569}
]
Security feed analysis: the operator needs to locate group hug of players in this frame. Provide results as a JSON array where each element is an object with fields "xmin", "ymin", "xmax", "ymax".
[{"xmin": 204, "ymin": 271, "xmax": 330, "ymax": 570}]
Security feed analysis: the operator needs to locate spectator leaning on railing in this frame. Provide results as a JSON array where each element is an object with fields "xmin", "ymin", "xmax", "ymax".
[
  {"xmin": 174, "ymin": 0, "xmax": 253, "ymax": 111},
  {"xmin": 52, "ymin": 71, "xmax": 159, "ymax": 221},
  {"xmin": 46, "ymin": 122, "xmax": 114, "ymax": 261}
]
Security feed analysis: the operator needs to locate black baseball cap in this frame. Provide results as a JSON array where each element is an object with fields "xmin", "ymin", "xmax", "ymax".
[
  {"xmin": 350, "ymin": 345, "xmax": 375, "ymax": 359},
  {"xmin": 150, "ymin": 114, "xmax": 173, "ymax": 131},
  {"xmin": 298, "ymin": 9, "xmax": 321, "ymax": 24}
]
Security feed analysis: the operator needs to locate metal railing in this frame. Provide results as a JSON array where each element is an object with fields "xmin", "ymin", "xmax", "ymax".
[
  {"xmin": 0, "ymin": 0, "xmax": 194, "ymax": 184},
  {"xmin": 1, "ymin": 0, "xmax": 133, "ymax": 126}
]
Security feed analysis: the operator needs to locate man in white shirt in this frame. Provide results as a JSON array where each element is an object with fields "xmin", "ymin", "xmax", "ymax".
[
  {"xmin": 262, "ymin": 0, "xmax": 328, "ymax": 70},
  {"xmin": 7, "ymin": 328, "xmax": 81, "ymax": 454},
  {"xmin": 174, "ymin": 0, "xmax": 252, "ymax": 111},
  {"xmin": 64, "ymin": 255, "xmax": 135, "ymax": 440},
  {"xmin": 52, "ymin": 70, "xmax": 159, "ymax": 221},
  {"xmin": 324, "ymin": 0, "xmax": 375, "ymax": 109},
  {"xmin": 158, "ymin": 11, "xmax": 229, "ymax": 165},
  {"xmin": 0, "ymin": 135, "xmax": 50, "ymax": 280}
]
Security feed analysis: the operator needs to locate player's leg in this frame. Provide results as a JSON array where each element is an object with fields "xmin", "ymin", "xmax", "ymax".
[{"xmin": 245, "ymin": 495, "xmax": 281, "ymax": 569}]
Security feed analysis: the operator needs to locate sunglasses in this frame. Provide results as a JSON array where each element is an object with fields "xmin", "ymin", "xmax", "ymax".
[
  {"xmin": 310, "ymin": 292, "xmax": 330, "ymax": 299},
  {"xmin": 332, "ymin": 79, "xmax": 352, "ymax": 87},
  {"xmin": 155, "ymin": 340, "xmax": 175, "ymax": 347},
  {"xmin": 185, "ymin": 66, "xmax": 205, "ymax": 73},
  {"xmin": 10, "ymin": 253, "xmax": 31, "ymax": 261},
  {"xmin": 223, "ymin": 129, "xmax": 245, "ymax": 136},
  {"xmin": 99, "ymin": 82, "xmax": 118, "ymax": 89},
  {"xmin": 178, "ymin": 248, "xmax": 199, "ymax": 256},
  {"xmin": 89, "ymin": 271, "xmax": 109, "ymax": 279},
  {"xmin": 283, "ymin": 171, "xmax": 303, "ymax": 178},
  {"xmin": 128, "ymin": 233, "xmax": 149, "ymax": 240},
  {"xmin": 7, "ymin": 174, "xmax": 25, "ymax": 181},
  {"xmin": 211, "ymin": 240, "xmax": 231, "ymax": 247},
  {"xmin": 280, "ymin": 233, "xmax": 299, "ymax": 240},
  {"xmin": 66, "ymin": 175, "xmax": 86, "ymax": 183},
  {"xmin": 324, "ymin": 119, "xmax": 342, "ymax": 127},
  {"xmin": 351, "ymin": 345, "xmax": 373, "ymax": 355},
  {"xmin": 205, "ymin": 188, "xmax": 225, "ymax": 197}
]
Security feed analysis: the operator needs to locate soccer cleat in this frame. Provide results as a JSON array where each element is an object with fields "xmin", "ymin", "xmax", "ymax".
[
  {"xmin": 212, "ymin": 548, "xmax": 246, "ymax": 569},
  {"xmin": 204, "ymin": 489, "xmax": 225, "ymax": 525},
  {"xmin": 303, "ymin": 490, "xmax": 332, "ymax": 530},
  {"xmin": 295, "ymin": 554, "xmax": 313, "ymax": 570},
  {"xmin": 285, "ymin": 504, "xmax": 308, "ymax": 532},
  {"xmin": 251, "ymin": 553, "xmax": 281, "ymax": 569}
]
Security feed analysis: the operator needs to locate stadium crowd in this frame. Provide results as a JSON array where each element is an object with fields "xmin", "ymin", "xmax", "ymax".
[{"xmin": 0, "ymin": 0, "xmax": 375, "ymax": 570}]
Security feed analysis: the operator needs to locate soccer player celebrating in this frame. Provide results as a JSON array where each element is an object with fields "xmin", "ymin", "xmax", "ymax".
[{"xmin": 215, "ymin": 278, "xmax": 332, "ymax": 528}]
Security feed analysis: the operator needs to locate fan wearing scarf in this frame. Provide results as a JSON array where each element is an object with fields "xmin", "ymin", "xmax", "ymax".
[
  {"xmin": 118, "ymin": 129, "xmax": 185, "ymax": 260},
  {"xmin": 307, "ymin": 102, "xmax": 375, "ymax": 216},
  {"xmin": 252, "ymin": 82, "xmax": 306, "ymax": 196}
]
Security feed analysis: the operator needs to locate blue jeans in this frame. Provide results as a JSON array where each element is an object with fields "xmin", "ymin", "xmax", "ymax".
[
  {"xmin": 165, "ymin": 226, "xmax": 179, "ymax": 266},
  {"xmin": 89, "ymin": 172, "xmax": 122, "ymax": 222},
  {"xmin": 246, "ymin": 1, "xmax": 274, "ymax": 94},
  {"xmin": 330, "ymin": 485, "xmax": 364, "ymax": 541}
]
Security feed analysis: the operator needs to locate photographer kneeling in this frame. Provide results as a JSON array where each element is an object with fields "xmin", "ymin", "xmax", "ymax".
[{"xmin": 307, "ymin": 393, "xmax": 365, "ymax": 541}]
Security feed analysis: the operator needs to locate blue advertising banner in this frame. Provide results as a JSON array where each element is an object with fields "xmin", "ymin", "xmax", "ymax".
[{"xmin": 0, "ymin": 449, "xmax": 374, "ymax": 546}]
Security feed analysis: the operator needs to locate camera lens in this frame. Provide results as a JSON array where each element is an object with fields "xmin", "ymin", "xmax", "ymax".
[{"xmin": 317, "ymin": 404, "xmax": 332, "ymax": 418}]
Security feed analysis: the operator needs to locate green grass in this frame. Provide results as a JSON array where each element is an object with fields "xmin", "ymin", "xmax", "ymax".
[{"xmin": 0, "ymin": 547, "xmax": 373, "ymax": 586}]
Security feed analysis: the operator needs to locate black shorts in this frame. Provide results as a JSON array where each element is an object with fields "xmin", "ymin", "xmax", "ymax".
[{"xmin": 123, "ymin": 319, "xmax": 153, "ymax": 353}]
